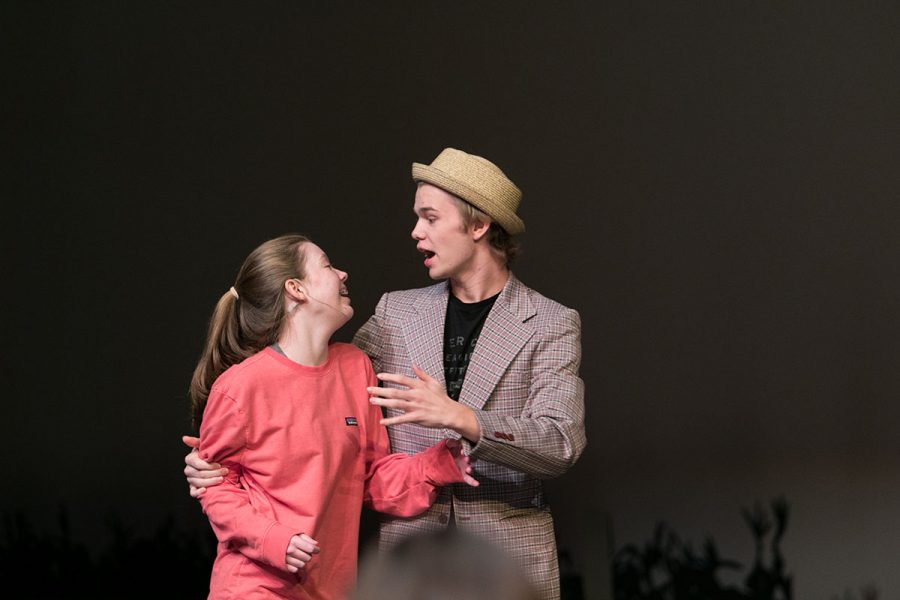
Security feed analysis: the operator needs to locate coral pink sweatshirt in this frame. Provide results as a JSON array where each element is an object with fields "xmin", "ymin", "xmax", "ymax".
[{"xmin": 198, "ymin": 343, "xmax": 463, "ymax": 600}]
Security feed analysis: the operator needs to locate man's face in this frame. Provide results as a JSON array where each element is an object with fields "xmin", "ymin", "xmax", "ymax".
[{"xmin": 411, "ymin": 183, "xmax": 477, "ymax": 281}]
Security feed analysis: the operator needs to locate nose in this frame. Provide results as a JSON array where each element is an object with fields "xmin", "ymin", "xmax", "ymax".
[
  {"xmin": 338, "ymin": 269, "xmax": 348, "ymax": 282},
  {"xmin": 411, "ymin": 219, "xmax": 425, "ymax": 240}
]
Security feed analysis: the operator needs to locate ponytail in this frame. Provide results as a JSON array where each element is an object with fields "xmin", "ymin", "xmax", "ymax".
[
  {"xmin": 189, "ymin": 290, "xmax": 254, "ymax": 428},
  {"xmin": 189, "ymin": 234, "xmax": 310, "ymax": 429}
]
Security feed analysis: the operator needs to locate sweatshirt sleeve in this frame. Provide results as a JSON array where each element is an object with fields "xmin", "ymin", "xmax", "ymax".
[
  {"xmin": 360, "ymin": 362, "xmax": 464, "ymax": 517},
  {"xmin": 197, "ymin": 388, "xmax": 296, "ymax": 571}
]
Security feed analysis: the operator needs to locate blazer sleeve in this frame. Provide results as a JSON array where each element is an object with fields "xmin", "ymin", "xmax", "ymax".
[
  {"xmin": 360, "ymin": 360, "xmax": 464, "ymax": 516},
  {"xmin": 465, "ymin": 307, "xmax": 587, "ymax": 478},
  {"xmin": 353, "ymin": 293, "xmax": 387, "ymax": 373},
  {"xmin": 197, "ymin": 389, "xmax": 296, "ymax": 571}
]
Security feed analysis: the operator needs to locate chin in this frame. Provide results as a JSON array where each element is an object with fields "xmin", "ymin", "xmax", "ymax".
[{"xmin": 426, "ymin": 266, "xmax": 448, "ymax": 280}]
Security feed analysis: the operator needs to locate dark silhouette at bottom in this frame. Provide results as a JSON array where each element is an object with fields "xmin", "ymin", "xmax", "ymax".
[
  {"xmin": 613, "ymin": 497, "xmax": 793, "ymax": 600},
  {"xmin": 1, "ymin": 508, "xmax": 215, "ymax": 599}
]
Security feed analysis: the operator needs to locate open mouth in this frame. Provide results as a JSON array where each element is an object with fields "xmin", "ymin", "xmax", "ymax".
[
  {"xmin": 339, "ymin": 287, "xmax": 350, "ymax": 297},
  {"xmin": 417, "ymin": 246, "xmax": 436, "ymax": 267}
]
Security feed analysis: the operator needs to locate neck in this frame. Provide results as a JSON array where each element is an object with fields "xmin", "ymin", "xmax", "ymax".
[
  {"xmin": 449, "ymin": 257, "xmax": 509, "ymax": 303},
  {"xmin": 275, "ymin": 311, "xmax": 334, "ymax": 366}
]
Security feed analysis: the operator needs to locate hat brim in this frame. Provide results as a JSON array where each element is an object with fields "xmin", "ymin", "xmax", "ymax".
[{"xmin": 412, "ymin": 163, "xmax": 525, "ymax": 235}]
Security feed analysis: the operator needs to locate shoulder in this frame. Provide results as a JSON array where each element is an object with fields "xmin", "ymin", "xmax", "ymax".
[
  {"xmin": 384, "ymin": 281, "xmax": 445, "ymax": 303},
  {"xmin": 330, "ymin": 343, "xmax": 376, "ymax": 387},
  {"xmin": 209, "ymin": 350, "xmax": 276, "ymax": 398},
  {"xmin": 375, "ymin": 282, "xmax": 447, "ymax": 315},
  {"xmin": 510, "ymin": 276, "xmax": 581, "ymax": 333},
  {"xmin": 509, "ymin": 275, "xmax": 578, "ymax": 319},
  {"xmin": 330, "ymin": 342, "xmax": 374, "ymax": 368},
  {"xmin": 529, "ymin": 288, "xmax": 578, "ymax": 319},
  {"xmin": 330, "ymin": 341, "xmax": 368, "ymax": 361}
]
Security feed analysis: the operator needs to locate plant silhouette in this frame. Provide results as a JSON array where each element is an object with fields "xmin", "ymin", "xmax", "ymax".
[{"xmin": 613, "ymin": 497, "xmax": 792, "ymax": 600}]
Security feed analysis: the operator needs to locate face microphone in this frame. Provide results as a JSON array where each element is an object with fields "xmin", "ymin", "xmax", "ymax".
[
  {"xmin": 306, "ymin": 293, "xmax": 346, "ymax": 315},
  {"xmin": 295, "ymin": 280, "xmax": 349, "ymax": 316}
]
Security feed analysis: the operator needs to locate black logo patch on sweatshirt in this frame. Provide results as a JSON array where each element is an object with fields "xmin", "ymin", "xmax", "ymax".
[{"xmin": 345, "ymin": 417, "xmax": 358, "ymax": 426}]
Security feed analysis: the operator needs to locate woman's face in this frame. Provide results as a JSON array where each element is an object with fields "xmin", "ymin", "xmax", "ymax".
[{"xmin": 298, "ymin": 242, "xmax": 353, "ymax": 325}]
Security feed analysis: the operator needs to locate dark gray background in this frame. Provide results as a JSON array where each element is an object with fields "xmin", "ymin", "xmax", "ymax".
[{"xmin": 4, "ymin": 2, "xmax": 899, "ymax": 598}]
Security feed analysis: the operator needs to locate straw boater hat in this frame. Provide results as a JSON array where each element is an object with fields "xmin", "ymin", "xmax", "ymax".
[{"xmin": 411, "ymin": 148, "xmax": 525, "ymax": 235}]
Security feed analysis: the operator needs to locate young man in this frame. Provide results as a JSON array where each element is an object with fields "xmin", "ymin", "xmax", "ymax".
[{"xmin": 185, "ymin": 148, "xmax": 586, "ymax": 598}]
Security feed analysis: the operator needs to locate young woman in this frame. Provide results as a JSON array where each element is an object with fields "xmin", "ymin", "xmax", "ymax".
[{"xmin": 189, "ymin": 234, "xmax": 477, "ymax": 600}]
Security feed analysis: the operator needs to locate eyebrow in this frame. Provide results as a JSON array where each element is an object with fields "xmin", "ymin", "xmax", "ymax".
[{"xmin": 415, "ymin": 206, "xmax": 438, "ymax": 215}]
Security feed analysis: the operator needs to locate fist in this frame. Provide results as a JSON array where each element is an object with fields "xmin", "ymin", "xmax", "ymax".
[{"xmin": 285, "ymin": 533, "xmax": 320, "ymax": 573}]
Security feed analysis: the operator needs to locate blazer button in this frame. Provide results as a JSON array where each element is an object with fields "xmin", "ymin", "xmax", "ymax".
[{"xmin": 438, "ymin": 515, "xmax": 449, "ymax": 525}]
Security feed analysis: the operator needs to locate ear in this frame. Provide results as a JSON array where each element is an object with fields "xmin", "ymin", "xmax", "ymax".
[
  {"xmin": 284, "ymin": 278, "xmax": 307, "ymax": 304},
  {"xmin": 470, "ymin": 219, "xmax": 491, "ymax": 242}
]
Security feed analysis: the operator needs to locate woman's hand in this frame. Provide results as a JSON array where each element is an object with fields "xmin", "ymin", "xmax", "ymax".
[
  {"xmin": 285, "ymin": 534, "xmax": 320, "ymax": 573},
  {"xmin": 446, "ymin": 439, "xmax": 479, "ymax": 487}
]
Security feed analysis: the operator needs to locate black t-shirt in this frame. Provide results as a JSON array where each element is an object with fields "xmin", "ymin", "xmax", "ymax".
[{"xmin": 443, "ymin": 292, "xmax": 499, "ymax": 401}]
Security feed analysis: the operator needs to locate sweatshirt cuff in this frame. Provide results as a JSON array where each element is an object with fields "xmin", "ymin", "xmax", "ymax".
[
  {"xmin": 261, "ymin": 522, "xmax": 299, "ymax": 571},
  {"xmin": 418, "ymin": 439, "xmax": 465, "ymax": 486}
]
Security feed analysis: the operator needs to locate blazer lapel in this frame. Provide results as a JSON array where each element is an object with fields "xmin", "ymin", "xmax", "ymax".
[
  {"xmin": 399, "ymin": 282, "xmax": 449, "ymax": 388},
  {"xmin": 458, "ymin": 274, "xmax": 536, "ymax": 411}
]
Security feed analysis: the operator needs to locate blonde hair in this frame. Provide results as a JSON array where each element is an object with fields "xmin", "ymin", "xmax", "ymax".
[
  {"xmin": 448, "ymin": 194, "xmax": 521, "ymax": 265},
  {"xmin": 189, "ymin": 234, "xmax": 309, "ymax": 428}
]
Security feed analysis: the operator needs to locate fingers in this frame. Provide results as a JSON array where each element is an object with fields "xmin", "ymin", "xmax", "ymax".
[
  {"xmin": 456, "ymin": 454, "xmax": 478, "ymax": 487},
  {"xmin": 187, "ymin": 475, "xmax": 224, "ymax": 489},
  {"xmin": 369, "ymin": 397, "xmax": 411, "ymax": 412},
  {"xmin": 367, "ymin": 386, "xmax": 412, "ymax": 400},
  {"xmin": 183, "ymin": 441, "xmax": 222, "ymax": 497},
  {"xmin": 444, "ymin": 439, "xmax": 478, "ymax": 487},
  {"xmin": 286, "ymin": 549, "xmax": 313, "ymax": 563},
  {"xmin": 184, "ymin": 464, "xmax": 227, "ymax": 479},
  {"xmin": 411, "ymin": 365, "xmax": 435, "ymax": 382},
  {"xmin": 185, "ymin": 451, "xmax": 218, "ymax": 470},
  {"xmin": 379, "ymin": 414, "xmax": 418, "ymax": 427},
  {"xmin": 285, "ymin": 549, "xmax": 313, "ymax": 572},
  {"xmin": 185, "ymin": 451, "xmax": 224, "ymax": 474},
  {"xmin": 376, "ymin": 372, "xmax": 417, "ymax": 387},
  {"xmin": 286, "ymin": 534, "xmax": 320, "ymax": 572},
  {"xmin": 184, "ymin": 463, "xmax": 227, "ymax": 480},
  {"xmin": 291, "ymin": 534, "xmax": 320, "ymax": 554},
  {"xmin": 286, "ymin": 558, "xmax": 306, "ymax": 573},
  {"xmin": 184, "ymin": 453, "xmax": 227, "ymax": 490}
]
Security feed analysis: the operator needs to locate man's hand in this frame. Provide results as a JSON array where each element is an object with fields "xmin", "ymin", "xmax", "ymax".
[
  {"xmin": 285, "ymin": 533, "xmax": 320, "ymax": 574},
  {"xmin": 446, "ymin": 439, "xmax": 479, "ymax": 487},
  {"xmin": 367, "ymin": 366, "xmax": 481, "ymax": 441},
  {"xmin": 182, "ymin": 435, "xmax": 228, "ymax": 498}
]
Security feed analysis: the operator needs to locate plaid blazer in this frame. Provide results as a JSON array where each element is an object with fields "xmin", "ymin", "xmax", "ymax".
[{"xmin": 353, "ymin": 273, "xmax": 586, "ymax": 599}]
